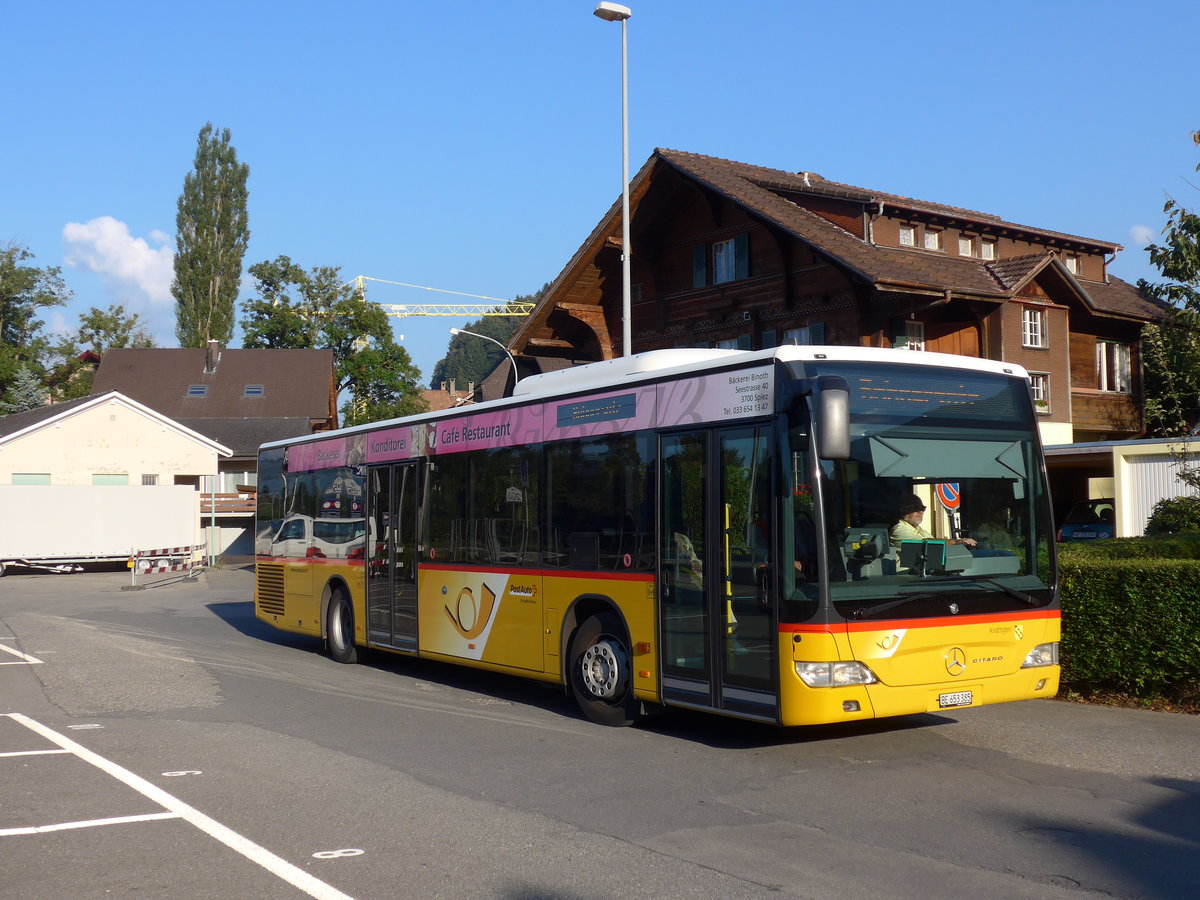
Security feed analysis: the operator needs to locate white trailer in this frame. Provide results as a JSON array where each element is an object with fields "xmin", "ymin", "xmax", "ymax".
[{"xmin": 0, "ymin": 485, "xmax": 199, "ymax": 575}]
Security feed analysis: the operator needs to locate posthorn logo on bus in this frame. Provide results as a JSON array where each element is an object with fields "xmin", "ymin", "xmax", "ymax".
[{"xmin": 945, "ymin": 647, "xmax": 967, "ymax": 676}]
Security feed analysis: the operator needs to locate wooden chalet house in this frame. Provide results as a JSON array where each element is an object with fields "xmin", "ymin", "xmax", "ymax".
[{"xmin": 509, "ymin": 149, "xmax": 1166, "ymax": 444}]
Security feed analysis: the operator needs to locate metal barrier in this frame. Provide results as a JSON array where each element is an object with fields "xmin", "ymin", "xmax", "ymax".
[{"xmin": 123, "ymin": 544, "xmax": 206, "ymax": 590}]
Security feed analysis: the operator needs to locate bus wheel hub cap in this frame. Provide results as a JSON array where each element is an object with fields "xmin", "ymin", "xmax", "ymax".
[{"xmin": 582, "ymin": 639, "xmax": 627, "ymax": 700}]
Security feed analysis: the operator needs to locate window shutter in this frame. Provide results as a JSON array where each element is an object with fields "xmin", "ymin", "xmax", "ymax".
[
  {"xmin": 737, "ymin": 334, "xmax": 752, "ymax": 351},
  {"xmin": 761, "ymin": 328, "xmax": 777, "ymax": 349},
  {"xmin": 808, "ymin": 322, "xmax": 826, "ymax": 345},
  {"xmin": 692, "ymin": 245, "xmax": 707, "ymax": 289},
  {"xmin": 734, "ymin": 233, "xmax": 750, "ymax": 280}
]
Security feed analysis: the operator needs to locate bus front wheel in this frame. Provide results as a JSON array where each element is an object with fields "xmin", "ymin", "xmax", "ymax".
[
  {"xmin": 568, "ymin": 613, "xmax": 637, "ymax": 727},
  {"xmin": 326, "ymin": 589, "xmax": 358, "ymax": 664}
]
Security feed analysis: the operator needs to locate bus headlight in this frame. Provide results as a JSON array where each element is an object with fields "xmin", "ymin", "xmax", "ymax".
[
  {"xmin": 1021, "ymin": 642, "xmax": 1059, "ymax": 668},
  {"xmin": 795, "ymin": 661, "xmax": 878, "ymax": 687}
]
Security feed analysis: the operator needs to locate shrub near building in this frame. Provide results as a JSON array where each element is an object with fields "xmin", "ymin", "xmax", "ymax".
[{"xmin": 1058, "ymin": 535, "xmax": 1200, "ymax": 710}]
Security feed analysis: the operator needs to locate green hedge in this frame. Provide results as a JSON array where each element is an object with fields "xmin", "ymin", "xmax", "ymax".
[
  {"xmin": 1058, "ymin": 533, "xmax": 1200, "ymax": 561},
  {"xmin": 1059, "ymin": 556, "xmax": 1200, "ymax": 700}
]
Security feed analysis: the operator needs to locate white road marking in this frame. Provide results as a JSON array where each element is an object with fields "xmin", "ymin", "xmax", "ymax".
[
  {"xmin": 3, "ymin": 713, "xmax": 357, "ymax": 900},
  {"xmin": 0, "ymin": 811, "xmax": 181, "ymax": 837},
  {"xmin": 0, "ymin": 749, "xmax": 70, "ymax": 758},
  {"xmin": 0, "ymin": 642, "xmax": 42, "ymax": 664}
]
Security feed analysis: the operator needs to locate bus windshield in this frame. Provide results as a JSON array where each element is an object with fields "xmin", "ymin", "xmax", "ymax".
[{"xmin": 782, "ymin": 362, "xmax": 1056, "ymax": 622}]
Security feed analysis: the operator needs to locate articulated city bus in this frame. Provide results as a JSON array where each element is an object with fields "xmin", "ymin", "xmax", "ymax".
[{"xmin": 254, "ymin": 346, "xmax": 1059, "ymax": 726}]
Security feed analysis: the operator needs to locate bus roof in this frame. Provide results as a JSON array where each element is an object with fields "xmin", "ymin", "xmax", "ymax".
[{"xmin": 260, "ymin": 346, "xmax": 1030, "ymax": 451}]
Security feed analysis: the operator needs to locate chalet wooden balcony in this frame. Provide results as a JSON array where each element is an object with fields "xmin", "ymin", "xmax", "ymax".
[
  {"xmin": 200, "ymin": 493, "xmax": 257, "ymax": 516},
  {"xmin": 1070, "ymin": 388, "xmax": 1143, "ymax": 437}
]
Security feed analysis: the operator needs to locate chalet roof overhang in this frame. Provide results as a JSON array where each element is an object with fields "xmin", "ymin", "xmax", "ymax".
[{"xmin": 509, "ymin": 149, "xmax": 1166, "ymax": 358}]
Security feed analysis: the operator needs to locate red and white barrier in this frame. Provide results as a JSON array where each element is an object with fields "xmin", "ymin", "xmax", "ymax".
[{"xmin": 124, "ymin": 544, "xmax": 206, "ymax": 589}]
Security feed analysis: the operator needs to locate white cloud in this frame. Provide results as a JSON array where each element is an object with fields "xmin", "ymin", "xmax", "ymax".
[
  {"xmin": 1130, "ymin": 224, "xmax": 1156, "ymax": 246},
  {"xmin": 62, "ymin": 216, "xmax": 174, "ymax": 305}
]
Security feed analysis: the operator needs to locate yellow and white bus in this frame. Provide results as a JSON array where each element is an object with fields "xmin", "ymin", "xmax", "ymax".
[{"xmin": 255, "ymin": 346, "xmax": 1059, "ymax": 727}]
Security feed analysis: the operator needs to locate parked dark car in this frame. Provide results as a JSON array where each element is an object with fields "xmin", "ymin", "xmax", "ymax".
[{"xmin": 1057, "ymin": 499, "xmax": 1116, "ymax": 542}]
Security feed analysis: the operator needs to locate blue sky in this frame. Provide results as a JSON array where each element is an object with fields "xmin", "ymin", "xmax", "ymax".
[{"xmin": 4, "ymin": 0, "xmax": 1197, "ymax": 386}]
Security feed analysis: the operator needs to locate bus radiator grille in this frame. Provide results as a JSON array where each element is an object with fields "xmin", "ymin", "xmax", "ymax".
[{"xmin": 256, "ymin": 565, "xmax": 285, "ymax": 617}]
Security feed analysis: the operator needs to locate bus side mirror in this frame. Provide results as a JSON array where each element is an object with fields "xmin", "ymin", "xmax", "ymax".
[{"xmin": 813, "ymin": 375, "xmax": 850, "ymax": 460}]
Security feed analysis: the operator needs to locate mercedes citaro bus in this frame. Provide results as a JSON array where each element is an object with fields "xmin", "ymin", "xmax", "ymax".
[{"xmin": 254, "ymin": 346, "xmax": 1059, "ymax": 726}]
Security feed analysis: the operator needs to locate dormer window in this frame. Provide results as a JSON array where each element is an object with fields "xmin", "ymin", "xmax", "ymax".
[
  {"xmin": 981, "ymin": 239, "xmax": 998, "ymax": 261},
  {"xmin": 186, "ymin": 385, "xmax": 208, "ymax": 397},
  {"xmin": 958, "ymin": 235, "xmax": 975, "ymax": 257},
  {"xmin": 1064, "ymin": 254, "xmax": 1081, "ymax": 275},
  {"xmin": 899, "ymin": 225, "xmax": 916, "ymax": 247},
  {"xmin": 244, "ymin": 384, "xmax": 265, "ymax": 397},
  {"xmin": 923, "ymin": 229, "xmax": 943, "ymax": 251}
]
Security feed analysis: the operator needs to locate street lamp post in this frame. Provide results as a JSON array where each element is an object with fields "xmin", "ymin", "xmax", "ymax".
[
  {"xmin": 449, "ymin": 327, "xmax": 520, "ymax": 393},
  {"xmin": 593, "ymin": 1, "xmax": 632, "ymax": 358}
]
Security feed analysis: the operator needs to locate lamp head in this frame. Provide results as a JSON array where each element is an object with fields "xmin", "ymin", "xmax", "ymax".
[{"xmin": 593, "ymin": 2, "xmax": 631, "ymax": 22}]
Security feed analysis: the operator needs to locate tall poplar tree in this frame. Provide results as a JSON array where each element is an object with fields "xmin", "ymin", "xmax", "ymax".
[{"xmin": 172, "ymin": 122, "xmax": 249, "ymax": 347}]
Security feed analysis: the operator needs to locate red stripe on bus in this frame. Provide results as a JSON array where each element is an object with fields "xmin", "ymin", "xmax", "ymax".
[
  {"xmin": 419, "ymin": 562, "xmax": 655, "ymax": 582},
  {"xmin": 779, "ymin": 609, "xmax": 1060, "ymax": 634}
]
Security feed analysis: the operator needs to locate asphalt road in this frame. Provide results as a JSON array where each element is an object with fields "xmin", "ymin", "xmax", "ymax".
[{"xmin": 1, "ymin": 566, "xmax": 1197, "ymax": 899}]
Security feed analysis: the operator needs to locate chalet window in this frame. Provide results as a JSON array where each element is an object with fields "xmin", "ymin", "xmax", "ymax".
[
  {"xmin": 783, "ymin": 323, "xmax": 825, "ymax": 346},
  {"xmin": 1029, "ymin": 373, "xmax": 1050, "ymax": 414},
  {"xmin": 716, "ymin": 337, "xmax": 739, "ymax": 350},
  {"xmin": 1022, "ymin": 307, "xmax": 1048, "ymax": 349},
  {"xmin": 1064, "ymin": 255, "xmax": 1081, "ymax": 275},
  {"xmin": 889, "ymin": 318, "xmax": 924, "ymax": 350},
  {"xmin": 713, "ymin": 239, "xmax": 736, "ymax": 283},
  {"xmin": 695, "ymin": 233, "xmax": 749, "ymax": 287},
  {"xmin": 905, "ymin": 320, "xmax": 925, "ymax": 350},
  {"xmin": 92, "ymin": 474, "xmax": 129, "ymax": 486},
  {"xmin": 1097, "ymin": 341, "xmax": 1131, "ymax": 393},
  {"xmin": 923, "ymin": 229, "xmax": 943, "ymax": 251},
  {"xmin": 958, "ymin": 235, "xmax": 975, "ymax": 257},
  {"xmin": 899, "ymin": 225, "xmax": 916, "ymax": 247},
  {"xmin": 981, "ymin": 239, "xmax": 998, "ymax": 261}
]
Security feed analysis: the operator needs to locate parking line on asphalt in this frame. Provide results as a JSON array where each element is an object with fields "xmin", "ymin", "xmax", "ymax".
[
  {"xmin": 3, "ymin": 713, "xmax": 357, "ymax": 900},
  {"xmin": 0, "ymin": 749, "xmax": 70, "ymax": 758},
  {"xmin": 0, "ymin": 642, "xmax": 42, "ymax": 665},
  {"xmin": 0, "ymin": 811, "xmax": 181, "ymax": 837}
]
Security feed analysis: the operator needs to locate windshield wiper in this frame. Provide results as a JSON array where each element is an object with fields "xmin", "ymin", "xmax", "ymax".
[
  {"xmin": 848, "ymin": 577, "xmax": 1041, "ymax": 620},
  {"xmin": 850, "ymin": 592, "xmax": 956, "ymax": 620},
  {"xmin": 949, "ymin": 576, "xmax": 1042, "ymax": 607}
]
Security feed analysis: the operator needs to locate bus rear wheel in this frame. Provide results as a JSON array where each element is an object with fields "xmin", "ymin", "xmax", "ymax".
[
  {"xmin": 326, "ymin": 589, "xmax": 358, "ymax": 664},
  {"xmin": 568, "ymin": 613, "xmax": 637, "ymax": 727}
]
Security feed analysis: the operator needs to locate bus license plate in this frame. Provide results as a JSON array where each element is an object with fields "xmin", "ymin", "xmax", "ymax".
[{"xmin": 939, "ymin": 690, "xmax": 973, "ymax": 708}]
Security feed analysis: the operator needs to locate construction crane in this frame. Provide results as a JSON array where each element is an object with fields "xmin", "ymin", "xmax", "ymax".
[
  {"xmin": 349, "ymin": 276, "xmax": 534, "ymax": 317},
  {"xmin": 342, "ymin": 276, "xmax": 533, "ymax": 421}
]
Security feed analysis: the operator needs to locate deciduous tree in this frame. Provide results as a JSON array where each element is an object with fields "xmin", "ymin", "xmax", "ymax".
[
  {"xmin": 172, "ymin": 122, "xmax": 250, "ymax": 348},
  {"xmin": 0, "ymin": 242, "xmax": 70, "ymax": 410},
  {"xmin": 241, "ymin": 256, "xmax": 426, "ymax": 425},
  {"xmin": 1139, "ymin": 129, "xmax": 1200, "ymax": 492},
  {"xmin": 1141, "ymin": 134, "xmax": 1200, "ymax": 437},
  {"xmin": 48, "ymin": 304, "xmax": 156, "ymax": 401}
]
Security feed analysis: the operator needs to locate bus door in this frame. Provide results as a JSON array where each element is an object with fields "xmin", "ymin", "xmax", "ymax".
[
  {"xmin": 659, "ymin": 426, "xmax": 777, "ymax": 721},
  {"xmin": 367, "ymin": 463, "xmax": 419, "ymax": 652}
]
